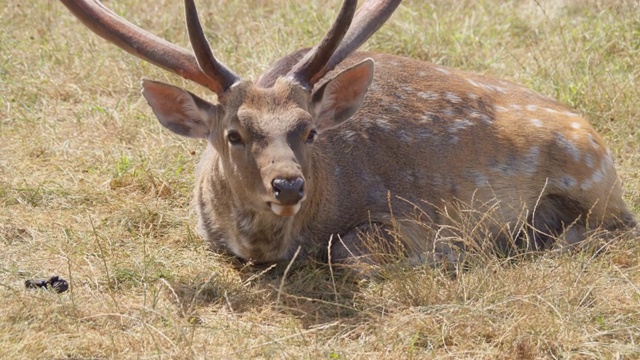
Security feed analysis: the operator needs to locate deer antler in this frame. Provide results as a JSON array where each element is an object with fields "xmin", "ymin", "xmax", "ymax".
[
  {"xmin": 328, "ymin": 0, "xmax": 402, "ymax": 72},
  {"xmin": 59, "ymin": 0, "xmax": 238, "ymax": 94},
  {"xmin": 287, "ymin": 0, "xmax": 357, "ymax": 89},
  {"xmin": 184, "ymin": 0, "xmax": 240, "ymax": 92},
  {"xmin": 288, "ymin": 0, "xmax": 402, "ymax": 89}
]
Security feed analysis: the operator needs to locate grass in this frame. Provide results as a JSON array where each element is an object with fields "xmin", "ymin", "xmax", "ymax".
[{"xmin": 1, "ymin": 0, "xmax": 639, "ymax": 358}]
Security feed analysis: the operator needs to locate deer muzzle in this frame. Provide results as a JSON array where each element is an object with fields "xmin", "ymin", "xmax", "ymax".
[{"xmin": 269, "ymin": 177, "xmax": 305, "ymax": 217}]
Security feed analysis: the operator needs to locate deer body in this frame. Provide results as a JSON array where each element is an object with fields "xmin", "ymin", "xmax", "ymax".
[
  {"xmin": 60, "ymin": 0, "xmax": 636, "ymax": 266},
  {"xmin": 192, "ymin": 50, "xmax": 634, "ymax": 264}
]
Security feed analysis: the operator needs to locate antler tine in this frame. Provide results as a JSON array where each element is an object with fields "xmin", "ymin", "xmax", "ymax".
[
  {"xmin": 288, "ymin": 0, "xmax": 358, "ymax": 89},
  {"xmin": 59, "ymin": 0, "xmax": 228, "ymax": 94},
  {"xmin": 326, "ymin": 0, "xmax": 402, "ymax": 72},
  {"xmin": 184, "ymin": 0, "xmax": 240, "ymax": 92}
]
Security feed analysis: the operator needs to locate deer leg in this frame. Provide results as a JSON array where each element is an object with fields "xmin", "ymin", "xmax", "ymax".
[{"xmin": 328, "ymin": 223, "xmax": 406, "ymax": 268}]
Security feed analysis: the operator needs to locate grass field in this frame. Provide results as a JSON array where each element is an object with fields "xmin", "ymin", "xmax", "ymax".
[{"xmin": 2, "ymin": 0, "xmax": 640, "ymax": 358}]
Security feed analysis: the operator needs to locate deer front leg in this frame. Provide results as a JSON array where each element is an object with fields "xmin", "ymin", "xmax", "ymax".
[
  {"xmin": 328, "ymin": 223, "xmax": 407, "ymax": 269},
  {"xmin": 328, "ymin": 220, "xmax": 465, "ymax": 271}
]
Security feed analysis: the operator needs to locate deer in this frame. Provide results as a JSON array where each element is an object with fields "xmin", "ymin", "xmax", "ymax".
[{"xmin": 60, "ymin": 0, "xmax": 636, "ymax": 268}]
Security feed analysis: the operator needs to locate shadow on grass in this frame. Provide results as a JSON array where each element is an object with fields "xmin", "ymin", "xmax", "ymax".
[
  {"xmin": 166, "ymin": 222, "xmax": 638, "ymax": 328},
  {"xmin": 169, "ymin": 255, "xmax": 373, "ymax": 327}
]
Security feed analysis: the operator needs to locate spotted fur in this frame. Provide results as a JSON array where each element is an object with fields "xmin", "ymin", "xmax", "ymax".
[
  {"xmin": 176, "ymin": 51, "xmax": 637, "ymax": 265},
  {"xmin": 62, "ymin": 0, "xmax": 636, "ymax": 267}
]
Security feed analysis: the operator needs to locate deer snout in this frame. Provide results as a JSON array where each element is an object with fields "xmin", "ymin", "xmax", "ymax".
[{"xmin": 271, "ymin": 177, "xmax": 305, "ymax": 205}]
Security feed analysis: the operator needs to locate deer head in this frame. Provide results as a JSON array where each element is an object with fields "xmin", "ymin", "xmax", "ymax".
[{"xmin": 60, "ymin": 0, "xmax": 399, "ymax": 218}]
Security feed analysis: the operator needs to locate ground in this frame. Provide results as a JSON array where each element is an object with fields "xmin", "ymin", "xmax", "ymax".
[{"xmin": 1, "ymin": 0, "xmax": 639, "ymax": 358}]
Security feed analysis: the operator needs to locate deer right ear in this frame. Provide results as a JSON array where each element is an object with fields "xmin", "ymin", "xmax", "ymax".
[
  {"xmin": 141, "ymin": 79, "xmax": 218, "ymax": 139},
  {"xmin": 310, "ymin": 58, "xmax": 374, "ymax": 131}
]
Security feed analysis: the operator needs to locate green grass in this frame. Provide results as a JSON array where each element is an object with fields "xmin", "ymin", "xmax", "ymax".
[{"xmin": 1, "ymin": 0, "xmax": 640, "ymax": 358}]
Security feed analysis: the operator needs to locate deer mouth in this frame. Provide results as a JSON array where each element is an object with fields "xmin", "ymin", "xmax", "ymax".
[{"xmin": 268, "ymin": 202, "xmax": 302, "ymax": 217}]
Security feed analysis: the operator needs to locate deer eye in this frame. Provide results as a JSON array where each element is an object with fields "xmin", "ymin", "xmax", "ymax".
[
  {"xmin": 305, "ymin": 129, "xmax": 318, "ymax": 144},
  {"xmin": 227, "ymin": 130, "xmax": 243, "ymax": 145}
]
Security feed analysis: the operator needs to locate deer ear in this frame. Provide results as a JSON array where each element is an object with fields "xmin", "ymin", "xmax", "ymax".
[
  {"xmin": 141, "ymin": 79, "xmax": 218, "ymax": 138},
  {"xmin": 311, "ymin": 58, "xmax": 374, "ymax": 131}
]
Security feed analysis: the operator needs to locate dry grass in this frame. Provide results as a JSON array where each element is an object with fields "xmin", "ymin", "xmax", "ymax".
[{"xmin": 2, "ymin": 0, "xmax": 640, "ymax": 358}]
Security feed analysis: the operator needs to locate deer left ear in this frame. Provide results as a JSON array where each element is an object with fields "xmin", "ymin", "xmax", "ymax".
[
  {"xmin": 141, "ymin": 79, "xmax": 218, "ymax": 139},
  {"xmin": 311, "ymin": 58, "xmax": 374, "ymax": 131}
]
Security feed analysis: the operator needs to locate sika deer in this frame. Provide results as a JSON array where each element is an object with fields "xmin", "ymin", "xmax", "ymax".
[{"xmin": 60, "ymin": 0, "xmax": 636, "ymax": 267}]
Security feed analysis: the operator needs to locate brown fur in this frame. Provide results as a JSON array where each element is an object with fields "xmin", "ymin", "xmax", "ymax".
[
  {"xmin": 63, "ymin": 1, "xmax": 637, "ymax": 267},
  {"xmin": 163, "ymin": 50, "xmax": 635, "ymax": 265}
]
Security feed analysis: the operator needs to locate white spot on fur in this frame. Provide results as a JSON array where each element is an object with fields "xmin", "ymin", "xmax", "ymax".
[
  {"xmin": 398, "ymin": 129, "xmax": 412, "ymax": 143},
  {"xmin": 530, "ymin": 118, "xmax": 543, "ymax": 127},
  {"xmin": 558, "ymin": 175, "xmax": 577, "ymax": 189},
  {"xmin": 490, "ymin": 159, "xmax": 517, "ymax": 177},
  {"xmin": 418, "ymin": 91, "xmax": 439, "ymax": 100},
  {"xmin": 402, "ymin": 85, "xmax": 414, "ymax": 93},
  {"xmin": 495, "ymin": 105, "xmax": 508, "ymax": 112},
  {"xmin": 555, "ymin": 132, "xmax": 581, "ymax": 162},
  {"xmin": 581, "ymin": 179, "xmax": 593, "ymax": 191},
  {"xmin": 445, "ymin": 92, "xmax": 462, "ymax": 103},
  {"xmin": 565, "ymin": 111, "xmax": 579, "ymax": 117},
  {"xmin": 545, "ymin": 107, "xmax": 559, "ymax": 114},
  {"xmin": 479, "ymin": 83, "xmax": 507, "ymax": 93},
  {"xmin": 522, "ymin": 146, "xmax": 540, "ymax": 177},
  {"xmin": 417, "ymin": 128, "xmax": 438, "ymax": 141},
  {"xmin": 475, "ymin": 173, "xmax": 489, "ymax": 187},
  {"xmin": 509, "ymin": 104, "xmax": 523, "ymax": 111},
  {"xmin": 489, "ymin": 150, "xmax": 538, "ymax": 177},
  {"xmin": 450, "ymin": 119, "xmax": 474, "ymax": 132},
  {"xmin": 418, "ymin": 71, "xmax": 427, "ymax": 77},
  {"xmin": 467, "ymin": 78, "xmax": 480, "ymax": 87},
  {"xmin": 420, "ymin": 112, "xmax": 436, "ymax": 123},
  {"xmin": 479, "ymin": 114, "xmax": 493, "ymax": 124},
  {"xmin": 469, "ymin": 110, "xmax": 493, "ymax": 124},
  {"xmin": 466, "ymin": 169, "xmax": 489, "ymax": 188},
  {"xmin": 571, "ymin": 122, "xmax": 581, "ymax": 129},
  {"xmin": 591, "ymin": 169, "xmax": 603, "ymax": 184},
  {"xmin": 584, "ymin": 153, "xmax": 595, "ymax": 168},
  {"xmin": 436, "ymin": 67, "xmax": 451, "ymax": 75},
  {"xmin": 587, "ymin": 133, "xmax": 599, "ymax": 149},
  {"xmin": 444, "ymin": 107, "xmax": 457, "ymax": 117},
  {"xmin": 495, "ymin": 86, "xmax": 507, "ymax": 94},
  {"xmin": 526, "ymin": 104, "xmax": 538, "ymax": 111},
  {"xmin": 376, "ymin": 118, "xmax": 393, "ymax": 131},
  {"xmin": 368, "ymin": 83, "xmax": 381, "ymax": 92},
  {"xmin": 342, "ymin": 130, "xmax": 357, "ymax": 142},
  {"xmin": 468, "ymin": 93, "xmax": 479, "ymax": 100}
]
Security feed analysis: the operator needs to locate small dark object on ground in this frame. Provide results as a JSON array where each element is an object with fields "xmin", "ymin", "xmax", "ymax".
[{"xmin": 25, "ymin": 275, "xmax": 69, "ymax": 293}]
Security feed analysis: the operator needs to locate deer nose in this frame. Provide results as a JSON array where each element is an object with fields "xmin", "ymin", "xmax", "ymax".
[{"xmin": 271, "ymin": 177, "xmax": 305, "ymax": 205}]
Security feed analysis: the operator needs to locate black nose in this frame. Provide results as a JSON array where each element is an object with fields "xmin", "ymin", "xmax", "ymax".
[{"xmin": 271, "ymin": 177, "xmax": 305, "ymax": 205}]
